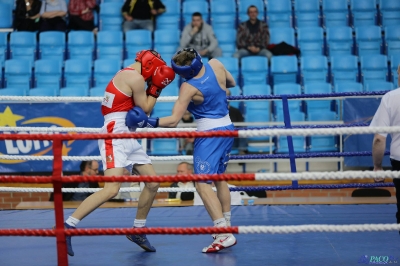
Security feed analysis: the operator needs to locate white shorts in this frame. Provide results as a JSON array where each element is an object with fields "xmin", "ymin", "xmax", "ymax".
[{"xmin": 98, "ymin": 112, "xmax": 152, "ymax": 171}]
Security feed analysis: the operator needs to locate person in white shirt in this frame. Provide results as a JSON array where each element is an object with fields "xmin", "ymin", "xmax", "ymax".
[{"xmin": 370, "ymin": 64, "xmax": 400, "ymax": 225}]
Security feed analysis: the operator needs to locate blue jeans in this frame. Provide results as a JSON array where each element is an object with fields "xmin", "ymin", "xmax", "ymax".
[
  {"xmin": 123, "ymin": 19, "xmax": 153, "ymax": 32},
  {"xmin": 233, "ymin": 48, "xmax": 273, "ymax": 61}
]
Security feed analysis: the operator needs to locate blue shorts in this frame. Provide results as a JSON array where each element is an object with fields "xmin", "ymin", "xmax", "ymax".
[{"xmin": 193, "ymin": 124, "xmax": 234, "ymax": 180}]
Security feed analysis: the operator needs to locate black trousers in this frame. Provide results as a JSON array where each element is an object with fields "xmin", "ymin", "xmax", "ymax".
[{"xmin": 391, "ymin": 159, "xmax": 400, "ymax": 223}]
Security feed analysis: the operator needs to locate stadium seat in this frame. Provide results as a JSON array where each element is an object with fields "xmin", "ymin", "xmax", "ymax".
[
  {"xmin": 125, "ymin": 30, "xmax": 152, "ymax": 59},
  {"xmin": 304, "ymin": 82, "xmax": 332, "ymax": 94},
  {"xmin": 241, "ymin": 56, "xmax": 269, "ymax": 86},
  {"xmin": 154, "ymin": 29, "xmax": 180, "ymax": 55},
  {"xmin": 39, "ymin": 31, "xmax": 65, "ymax": 63},
  {"xmin": 29, "ymin": 87, "xmax": 58, "ymax": 96},
  {"xmin": 242, "ymin": 84, "xmax": 271, "ymax": 95},
  {"xmin": 309, "ymin": 135, "xmax": 337, "ymax": 152},
  {"xmin": 360, "ymin": 54, "xmax": 388, "ymax": 83},
  {"xmin": 0, "ymin": 32, "xmax": 7, "ymax": 67},
  {"xmin": 385, "ymin": 26, "xmax": 400, "ymax": 57},
  {"xmin": 228, "ymin": 85, "xmax": 241, "ymax": 109},
  {"xmin": 99, "ymin": 2, "xmax": 123, "ymax": 31},
  {"xmin": 182, "ymin": 1, "xmax": 209, "ymax": 26},
  {"xmin": 59, "ymin": 87, "xmax": 89, "ymax": 96},
  {"xmin": 210, "ymin": 0, "xmax": 236, "ymax": 29},
  {"xmin": 331, "ymin": 55, "xmax": 359, "ymax": 84},
  {"xmin": 307, "ymin": 109, "xmax": 337, "ymax": 121},
  {"xmin": 355, "ymin": 26, "xmax": 382, "ymax": 56},
  {"xmin": 215, "ymin": 57, "xmax": 239, "ymax": 84},
  {"xmin": 152, "ymin": 102, "xmax": 174, "ymax": 117},
  {"xmin": 326, "ymin": 26, "xmax": 353, "ymax": 56},
  {"xmin": 334, "ymin": 82, "xmax": 363, "ymax": 92},
  {"xmin": 276, "ymin": 135, "xmax": 306, "ymax": 153},
  {"xmin": 0, "ymin": 87, "xmax": 27, "ymax": 96},
  {"xmin": 306, "ymin": 100, "xmax": 335, "ymax": 116},
  {"xmin": 123, "ymin": 58, "xmax": 134, "ymax": 68},
  {"xmin": 379, "ymin": 0, "xmax": 400, "ymax": 26},
  {"xmin": 267, "ymin": 0, "xmax": 292, "ymax": 28},
  {"xmin": 64, "ymin": 59, "xmax": 92, "ymax": 92},
  {"xmin": 271, "ymin": 56, "xmax": 298, "ymax": 85},
  {"xmin": 294, "ymin": 0, "xmax": 320, "ymax": 28},
  {"xmin": 364, "ymin": 81, "xmax": 394, "ymax": 91},
  {"xmin": 93, "ymin": 59, "xmax": 121, "ymax": 88},
  {"xmin": 67, "ymin": 31, "xmax": 94, "ymax": 61},
  {"xmin": 0, "ymin": 3, "xmax": 12, "ymax": 28},
  {"xmin": 269, "ymin": 27, "xmax": 295, "ymax": 46},
  {"xmin": 150, "ymin": 139, "xmax": 180, "ymax": 156},
  {"xmin": 297, "ymin": 27, "xmax": 324, "ymax": 56},
  {"xmin": 156, "ymin": 14, "xmax": 180, "ymax": 30},
  {"xmin": 214, "ymin": 29, "xmax": 236, "ymax": 57},
  {"xmin": 4, "ymin": 59, "xmax": 32, "ymax": 93},
  {"xmin": 350, "ymin": 0, "xmax": 377, "ymax": 27},
  {"xmin": 273, "ymin": 83, "xmax": 302, "ymax": 122},
  {"xmin": 300, "ymin": 56, "xmax": 329, "ymax": 84},
  {"xmin": 322, "ymin": 0, "xmax": 349, "ymax": 27},
  {"xmin": 89, "ymin": 86, "xmax": 105, "ymax": 97},
  {"xmin": 238, "ymin": 0, "xmax": 264, "ymax": 23},
  {"xmin": 10, "ymin": 32, "xmax": 36, "ymax": 65},
  {"xmin": 96, "ymin": 31, "xmax": 123, "ymax": 61},
  {"xmin": 391, "ymin": 54, "xmax": 400, "ymax": 86},
  {"xmin": 34, "ymin": 59, "xmax": 62, "ymax": 89}
]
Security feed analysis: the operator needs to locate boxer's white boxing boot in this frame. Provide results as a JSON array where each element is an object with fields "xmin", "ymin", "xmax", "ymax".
[{"xmin": 202, "ymin": 233, "xmax": 237, "ymax": 253}]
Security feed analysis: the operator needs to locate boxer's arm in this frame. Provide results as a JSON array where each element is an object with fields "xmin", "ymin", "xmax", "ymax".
[
  {"xmin": 124, "ymin": 72, "xmax": 157, "ymax": 114},
  {"xmin": 158, "ymin": 83, "xmax": 197, "ymax": 128},
  {"xmin": 225, "ymin": 69, "xmax": 236, "ymax": 88}
]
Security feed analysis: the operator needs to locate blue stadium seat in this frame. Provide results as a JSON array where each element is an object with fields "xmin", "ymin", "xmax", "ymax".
[
  {"xmin": 276, "ymin": 135, "xmax": 306, "ymax": 153},
  {"xmin": 156, "ymin": 14, "xmax": 180, "ymax": 30},
  {"xmin": 64, "ymin": 59, "xmax": 92, "ymax": 92},
  {"xmin": 29, "ymin": 87, "xmax": 58, "ymax": 96},
  {"xmin": 300, "ymin": 56, "xmax": 328, "ymax": 84},
  {"xmin": 309, "ymin": 135, "xmax": 337, "ymax": 152},
  {"xmin": 385, "ymin": 26, "xmax": 400, "ymax": 57},
  {"xmin": 0, "ymin": 87, "xmax": 27, "ymax": 96},
  {"xmin": 99, "ymin": 2, "xmax": 123, "ymax": 31},
  {"xmin": 210, "ymin": 0, "xmax": 236, "ymax": 29},
  {"xmin": 307, "ymin": 109, "xmax": 337, "ymax": 121},
  {"xmin": 267, "ymin": 0, "xmax": 292, "ymax": 28},
  {"xmin": 228, "ymin": 85, "xmax": 241, "ymax": 109},
  {"xmin": 182, "ymin": 1, "xmax": 209, "ymax": 26},
  {"xmin": 34, "ymin": 59, "xmax": 62, "ymax": 89},
  {"xmin": 326, "ymin": 27, "xmax": 353, "ymax": 56},
  {"xmin": 59, "ymin": 87, "xmax": 89, "ymax": 96},
  {"xmin": 241, "ymin": 56, "xmax": 269, "ymax": 86},
  {"xmin": 364, "ymin": 81, "xmax": 394, "ymax": 91},
  {"xmin": 93, "ymin": 59, "xmax": 121, "ymax": 88},
  {"xmin": 0, "ymin": 32, "xmax": 7, "ymax": 67},
  {"xmin": 360, "ymin": 54, "xmax": 388, "ymax": 83},
  {"xmin": 101, "ymin": 0, "xmax": 124, "ymax": 3},
  {"xmin": 350, "ymin": 0, "xmax": 377, "ymax": 27},
  {"xmin": 306, "ymin": 100, "xmax": 335, "ymax": 116},
  {"xmin": 322, "ymin": 0, "xmax": 349, "ymax": 27},
  {"xmin": 379, "ymin": 0, "xmax": 400, "ymax": 26},
  {"xmin": 214, "ymin": 29, "xmax": 236, "ymax": 57},
  {"xmin": 10, "ymin": 32, "xmax": 36, "ymax": 65},
  {"xmin": 355, "ymin": 26, "xmax": 382, "ymax": 56},
  {"xmin": 331, "ymin": 55, "xmax": 359, "ymax": 84},
  {"xmin": 89, "ymin": 86, "xmax": 105, "ymax": 97},
  {"xmin": 297, "ymin": 27, "xmax": 324, "ymax": 56},
  {"xmin": 123, "ymin": 58, "xmax": 134, "ymax": 68},
  {"xmin": 67, "ymin": 31, "xmax": 94, "ymax": 61},
  {"xmin": 39, "ymin": 31, "xmax": 65, "ymax": 63},
  {"xmin": 0, "ymin": 3, "xmax": 12, "ymax": 28},
  {"xmin": 152, "ymin": 102, "xmax": 174, "ymax": 117},
  {"xmin": 215, "ymin": 57, "xmax": 239, "ymax": 83},
  {"xmin": 271, "ymin": 56, "xmax": 298, "ymax": 84},
  {"xmin": 294, "ymin": 0, "xmax": 320, "ymax": 28},
  {"xmin": 304, "ymin": 82, "xmax": 332, "ymax": 94},
  {"xmin": 238, "ymin": 0, "xmax": 264, "ymax": 23},
  {"xmin": 125, "ymin": 30, "xmax": 152, "ymax": 59},
  {"xmin": 150, "ymin": 139, "xmax": 180, "ymax": 156},
  {"xmin": 154, "ymin": 29, "xmax": 180, "ymax": 55},
  {"xmin": 96, "ymin": 31, "xmax": 123, "ymax": 61},
  {"xmin": 390, "ymin": 54, "xmax": 400, "ymax": 86},
  {"xmin": 273, "ymin": 83, "xmax": 302, "ymax": 122},
  {"xmin": 273, "ymin": 83, "xmax": 301, "ymax": 97},
  {"xmin": 242, "ymin": 84, "xmax": 271, "ymax": 95},
  {"xmin": 334, "ymin": 82, "xmax": 363, "ymax": 92},
  {"xmin": 4, "ymin": 59, "xmax": 32, "ymax": 93},
  {"xmin": 269, "ymin": 27, "xmax": 295, "ymax": 46}
]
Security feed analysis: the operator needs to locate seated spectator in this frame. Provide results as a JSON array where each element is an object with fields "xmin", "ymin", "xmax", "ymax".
[
  {"xmin": 68, "ymin": 0, "xmax": 98, "ymax": 33},
  {"xmin": 179, "ymin": 12, "xmax": 222, "ymax": 59},
  {"xmin": 14, "ymin": 0, "xmax": 42, "ymax": 32},
  {"xmin": 226, "ymin": 89, "xmax": 247, "ymax": 154},
  {"xmin": 114, "ymin": 167, "xmax": 142, "ymax": 200},
  {"xmin": 122, "ymin": 0, "xmax": 165, "ymax": 32},
  {"xmin": 39, "ymin": 0, "xmax": 68, "ymax": 32},
  {"xmin": 179, "ymin": 110, "xmax": 195, "ymax": 155},
  {"xmin": 233, "ymin": 5, "xmax": 272, "ymax": 61},
  {"xmin": 168, "ymin": 162, "xmax": 195, "ymax": 201}
]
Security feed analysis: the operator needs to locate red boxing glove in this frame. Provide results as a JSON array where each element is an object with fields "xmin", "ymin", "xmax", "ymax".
[{"xmin": 146, "ymin": 65, "xmax": 176, "ymax": 98}]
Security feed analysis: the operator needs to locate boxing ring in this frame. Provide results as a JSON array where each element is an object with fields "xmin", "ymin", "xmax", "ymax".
[{"xmin": 1, "ymin": 92, "xmax": 400, "ymax": 266}]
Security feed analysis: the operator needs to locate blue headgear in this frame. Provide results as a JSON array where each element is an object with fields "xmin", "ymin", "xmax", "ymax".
[{"xmin": 171, "ymin": 48, "xmax": 203, "ymax": 80}]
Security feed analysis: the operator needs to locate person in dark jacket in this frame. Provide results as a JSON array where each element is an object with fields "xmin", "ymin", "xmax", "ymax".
[
  {"xmin": 14, "ymin": 0, "xmax": 42, "ymax": 31},
  {"xmin": 122, "ymin": 0, "xmax": 165, "ymax": 32}
]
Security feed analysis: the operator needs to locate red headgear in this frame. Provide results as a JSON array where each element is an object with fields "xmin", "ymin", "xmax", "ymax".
[{"xmin": 135, "ymin": 50, "xmax": 166, "ymax": 81}]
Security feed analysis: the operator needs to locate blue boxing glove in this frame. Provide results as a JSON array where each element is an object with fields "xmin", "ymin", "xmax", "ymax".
[{"xmin": 126, "ymin": 106, "xmax": 148, "ymax": 128}]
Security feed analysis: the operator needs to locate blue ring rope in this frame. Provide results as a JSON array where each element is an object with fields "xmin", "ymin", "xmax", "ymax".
[
  {"xmin": 230, "ymin": 151, "xmax": 390, "ymax": 160},
  {"xmin": 237, "ymin": 122, "xmax": 369, "ymax": 130},
  {"xmin": 227, "ymin": 91, "xmax": 389, "ymax": 100}
]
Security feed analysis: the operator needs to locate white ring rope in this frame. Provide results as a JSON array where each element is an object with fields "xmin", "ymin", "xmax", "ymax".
[
  {"xmin": 0, "ymin": 155, "xmax": 190, "ymax": 161},
  {"xmin": 0, "ymin": 187, "xmax": 209, "ymax": 193},
  {"xmin": 237, "ymin": 224, "xmax": 400, "ymax": 234},
  {"xmin": 0, "ymin": 127, "xmax": 196, "ymax": 133}
]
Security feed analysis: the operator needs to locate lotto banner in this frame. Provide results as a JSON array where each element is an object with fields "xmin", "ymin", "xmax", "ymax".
[
  {"xmin": 343, "ymin": 98, "xmax": 392, "ymax": 168},
  {"xmin": 0, "ymin": 103, "xmax": 103, "ymax": 173}
]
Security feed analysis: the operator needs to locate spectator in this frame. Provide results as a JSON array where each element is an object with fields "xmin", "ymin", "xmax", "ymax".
[
  {"xmin": 121, "ymin": 0, "xmax": 165, "ymax": 32},
  {"xmin": 179, "ymin": 12, "xmax": 222, "ymax": 59},
  {"xmin": 14, "ymin": 0, "xmax": 42, "ymax": 32},
  {"xmin": 233, "ymin": 5, "xmax": 272, "ymax": 61},
  {"xmin": 114, "ymin": 167, "xmax": 141, "ymax": 200},
  {"xmin": 179, "ymin": 110, "xmax": 195, "ymax": 155},
  {"xmin": 68, "ymin": 0, "xmax": 98, "ymax": 33},
  {"xmin": 39, "ymin": 0, "xmax": 68, "ymax": 32},
  {"xmin": 226, "ymin": 89, "xmax": 247, "ymax": 154},
  {"xmin": 168, "ymin": 162, "xmax": 195, "ymax": 201}
]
